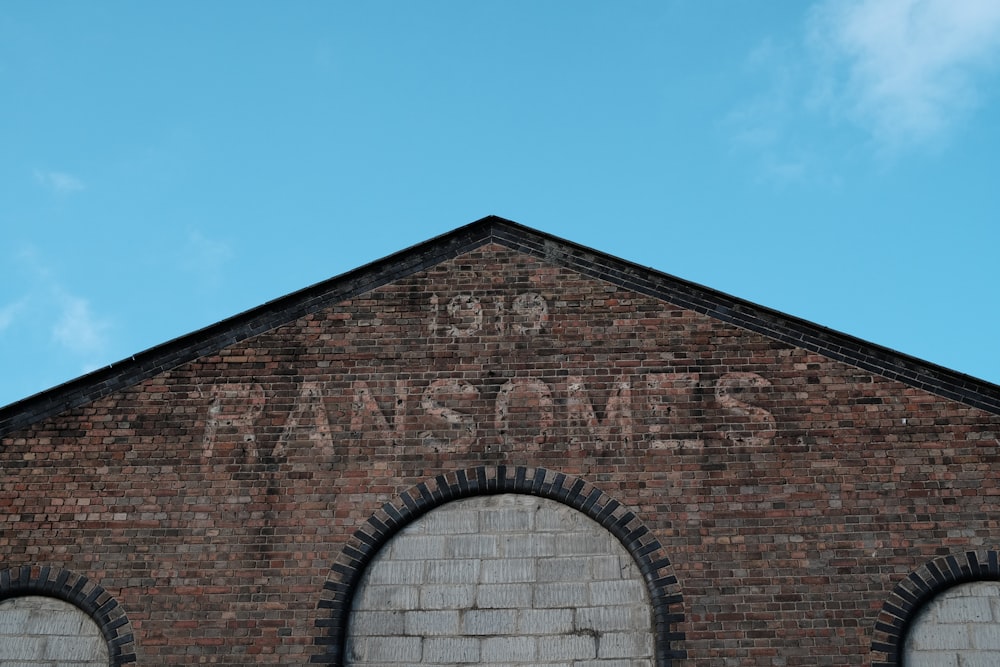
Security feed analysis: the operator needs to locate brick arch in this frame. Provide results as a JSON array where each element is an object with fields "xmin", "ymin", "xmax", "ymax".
[
  {"xmin": 871, "ymin": 550, "xmax": 1000, "ymax": 666},
  {"xmin": 0, "ymin": 565, "xmax": 136, "ymax": 665},
  {"xmin": 314, "ymin": 465, "xmax": 685, "ymax": 666}
]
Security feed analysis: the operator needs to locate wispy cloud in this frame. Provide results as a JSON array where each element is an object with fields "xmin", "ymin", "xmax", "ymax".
[
  {"xmin": 181, "ymin": 230, "xmax": 233, "ymax": 288},
  {"xmin": 12, "ymin": 244, "xmax": 112, "ymax": 367},
  {"xmin": 0, "ymin": 300, "xmax": 26, "ymax": 332},
  {"xmin": 34, "ymin": 169, "xmax": 86, "ymax": 194},
  {"xmin": 51, "ymin": 293, "xmax": 110, "ymax": 356},
  {"xmin": 723, "ymin": 38, "xmax": 840, "ymax": 186},
  {"xmin": 809, "ymin": 0, "xmax": 1000, "ymax": 150},
  {"xmin": 726, "ymin": 0, "xmax": 1000, "ymax": 178}
]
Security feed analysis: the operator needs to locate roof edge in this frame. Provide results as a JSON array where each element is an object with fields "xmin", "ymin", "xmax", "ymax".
[{"xmin": 3, "ymin": 215, "xmax": 1000, "ymax": 435}]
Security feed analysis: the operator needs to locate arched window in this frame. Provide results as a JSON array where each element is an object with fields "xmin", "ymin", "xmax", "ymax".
[
  {"xmin": 0, "ymin": 595, "xmax": 110, "ymax": 665},
  {"xmin": 0, "ymin": 566, "xmax": 136, "ymax": 666},
  {"xmin": 347, "ymin": 493, "xmax": 653, "ymax": 664},
  {"xmin": 871, "ymin": 551, "xmax": 1000, "ymax": 667},
  {"xmin": 904, "ymin": 581, "xmax": 1000, "ymax": 664},
  {"xmin": 314, "ymin": 466, "xmax": 686, "ymax": 666}
]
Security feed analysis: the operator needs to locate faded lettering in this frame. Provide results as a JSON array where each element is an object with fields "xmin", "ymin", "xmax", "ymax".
[
  {"xmin": 495, "ymin": 378, "xmax": 554, "ymax": 447},
  {"xmin": 350, "ymin": 380, "xmax": 408, "ymax": 445},
  {"xmin": 431, "ymin": 291, "xmax": 549, "ymax": 338},
  {"xmin": 202, "ymin": 383, "xmax": 265, "ymax": 460},
  {"xmin": 646, "ymin": 373, "xmax": 703, "ymax": 450},
  {"xmin": 275, "ymin": 381, "xmax": 334, "ymax": 460},
  {"xmin": 716, "ymin": 372, "xmax": 776, "ymax": 446},
  {"xmin": 566, "ymin": 377, "xmax": 633, "ymax": 445},
  {"xmin": 203, "ymin": 372, "xmax": 778, "ymax": 456},
  {"xmin": 510, "ymin": 292, "xmax": 548, "ymax": 335},
  {"xmin": 419, "ymin": 379, "xmax": 480, "ymax": 450},
  {"xmin": 447, "ymin": 294, "xmax": 483, "ymax": 337}
]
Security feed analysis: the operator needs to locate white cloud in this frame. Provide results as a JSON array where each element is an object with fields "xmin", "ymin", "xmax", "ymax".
[
  {"xmin": 34, "ymin": 169, "xmax": 86, "ymax": 194},
  {"xmin": 51, "ymin": 294, "xmax": 110, "ymax": 355},
  {"xmin": 809, "ymin": 0, "xmax": 1000, "ymax": 150},
  {"xmin": 0, "ymin": 299, "xmax": 25, "ymax": 332},
  {"xmin": 182, "ymin": 230, "xmax": 233, "ymax": 288},
  {"xmin": 723, "ymin": 39, "xmax": 838, "ymax": 186},
  {"xmin": 186, "ymin": 230, "xmax": 232, "ymax": 265}
]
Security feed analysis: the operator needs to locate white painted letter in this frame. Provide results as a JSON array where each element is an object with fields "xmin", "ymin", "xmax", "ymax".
[
  {"xmin": 716, "ymin": 372, "xmax": 776, "ymax": 446},
  {"xmin": 495, "ymin": 379, "xmax": 554, "ymax": 447},
  {"xmin": 275, "ymin": 381, "xmax": 334, "ymax": 460},
  {"xmin": 645, "ymin": 373, "xmax": 703, "ymax": 450},
  {"xmin": 350, "ymin": 380, "xmax": 408, "ymax": 446},
  {"xmin": 566, "ymin": 377, "xmax": 633, "ymax": 446},
  {"xmin": 419, "ymin": 379, "xmax": 480, "ymax": 450},
  {"xmin": 202, "ymin": 383, "xmax": 266, "ymax": 460}
]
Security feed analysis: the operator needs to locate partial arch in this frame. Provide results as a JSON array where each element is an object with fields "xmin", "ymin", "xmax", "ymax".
[
  {"xmin": 313, "ymin": 465, "xmax": 685, "ymax": 665},
  {"xmin": 0, "ymin": 565, "xmax": 136, "ymax": 665},
  {"xmin": 871, "ymin": 550, "xmax": 1000, "ymax": 666}
]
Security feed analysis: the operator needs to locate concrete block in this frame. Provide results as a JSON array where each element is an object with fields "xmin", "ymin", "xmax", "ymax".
[
  {"xmin": 518, "ymin": 608, "xmax": 574, "ymax": 634},
  {"xmin": 481, "ymin": 636, "xmax": 536, "ymax": 661},
  {"xmin": 576, "ymin": 604, "xmax": 650, "ymax": 632},
  {"xmin": 462, "ymin": 609, "xmax": 519, "ymax": 635},
  {"xmin": 501, "ymin": 533, "xmax": 556, "ymax": 557},
  {"xmin": 591, "ymin": 555, "xmax": 638, "ymax": 580},
  {"xmin": 536, "ymin": 504, "xmax": 589, "ymax": 531},
  {"xmin": 961, "ymin": 652, "xmax": 1000, "ymax": 667},
  {"xmin": 538, "ymin": 556, "xmax": 590, "ymax": 582},
  {"xmin": 934, "ymin": 595, "xmax": 993, "ymax": 623},
  {"xmin": 590, "ymin": 579, "xmax": 646, "ymax": 606},
  {"xmin": 907, "ymin": 622, "xmax": 969, "ymax": 650},
  {"xmin": 476, "ymin": 583, "xmax": 533, "ymax": 609},
  {"xmin": 972, "ymin": 623, "xmax": 1000, "ymax": 649},
  {"xmin": 423, "ymin": 636, "xmax": 480, "ymax": 663},
  {"xmin": 366, "ymin": 559, "xmax": 425, "ymax": 585},
  {"xmin": 555, "ymin": 532, "xmax": 612, "ymax": 556},
  {"xmin": 0, "ymin": 636, "xmax": 42, "ymax": 660},
  {"xmin": 350, "ymin": 635, "xmax": 422, "ymax": 663},
  {"xmin": 0, "ymin": 609, "xmax": 31, "ymax": 634},
  {"xmin": 904, "ymin": 651, "xmax": 959, "ymax": 667},
  {"xmin": 480, "ymin": 507, "xmax": 533, "ymax": 532},
  {"xmin": 534, "ymin": 582, "xmax": 590, "ymax": 608},
  {"xmin": 42, "ymin": 635, "xmax": 106, "ymax": 661},
  {"xmin": 480, "ymin": 558, "xmax": 535, "ymax": 584},
  {"xmin": 427, "ymin": 558, "xmax": 479, "ymax": 584},
  {"xmin": 597, "ymin": 631, "xmax": 654, "ymax": 658},
  {"xmin": 537, "ymin": 633, "xmax": 597, "ymax": 660},
  {"xmin": 391, "ymin": 535, "xmax": 447, "ymax": 560},
  {"xmin": 446, "ymin": 534, "xmax": 499, "ymax": 558},
  {"xmin": 349, "ymin": 610, "xmax": 405, "ymax": 636},
  {"xmin": 404, "ymin": 610, "xmax": 460, "ymax": 636},
  {"xmin": 357, "ymin": 584, "xmax": 420, "ymax": 611},
  {"xmin": 32, "ymin": 609, "xmax": 87, "ymax": 635},
  {"xmin": 420, "ymin": 584, "xmax": 476, "ymax": 610},
  {"xmin": 421, "ymin": 509, "xmax": 479, "ymax": 535}
]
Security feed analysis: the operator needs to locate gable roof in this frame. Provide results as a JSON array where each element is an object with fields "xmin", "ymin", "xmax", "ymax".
[{"xmin": 2, "ymin": 215, "xmax": 999, "ymax": 436}]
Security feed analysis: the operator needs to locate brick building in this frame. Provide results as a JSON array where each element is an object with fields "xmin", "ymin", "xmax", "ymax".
[{"xmin": 1, "ymin": 216, "xmax": 999, "ymax": 665}]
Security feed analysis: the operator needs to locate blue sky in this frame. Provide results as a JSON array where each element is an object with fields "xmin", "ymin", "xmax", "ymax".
[{"xmin": 2, "ymin": 1, "xmax": 1000, "ymax": 407}]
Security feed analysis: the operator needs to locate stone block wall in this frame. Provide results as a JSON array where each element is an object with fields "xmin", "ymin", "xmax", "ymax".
[
  {"xmin": 347, "ymin": 494, "xmax": 653, "ymax": 666},
  {"xmin": 905, "ymin": 581, "xmax": 1000, "ymax": 666},
  {"xmin": 0, "ymin": 596, "xmax": 109, "ymax": 666}
]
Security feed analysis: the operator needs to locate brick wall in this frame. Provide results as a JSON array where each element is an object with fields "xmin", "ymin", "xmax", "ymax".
[{"xmin": 2, "ymin": 229, "xmax": 1000, "ymax": 665}]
